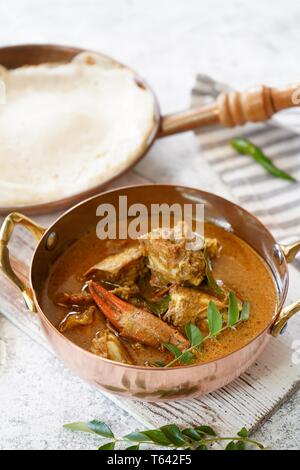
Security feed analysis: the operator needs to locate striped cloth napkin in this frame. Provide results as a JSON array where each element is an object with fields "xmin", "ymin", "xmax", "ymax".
[{"xmin": 192, "ymin": 75, "xmax": 300, "ymax": 274}]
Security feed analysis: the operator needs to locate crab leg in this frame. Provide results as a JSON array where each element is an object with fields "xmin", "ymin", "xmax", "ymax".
[{"xmin": 88, "ymin": 281, "xmax": 189, "ymax": 350}]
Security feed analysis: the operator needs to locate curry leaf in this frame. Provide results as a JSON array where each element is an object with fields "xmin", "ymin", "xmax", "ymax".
[
  {"xmin": 183, "ymin": 428, "xmax": 203, "ymax": 441},
  {"xmin": 180, "ymin": 351, "xmax": 195, "ymax": 365},
  {"xmin": 163, "ymin": 343, "xmax": 182, "ymax": 358},
  {"xmin": 207, "ymin": 301, "xmax": 223, "ymax": 336},
  {"xmin": 226, "ymin": 441, "xmax": 237, "ymax": 450},
  {"xmin": 63, "ymin": 422, "xmax": 96, "ymax": 434},
  {"xmin": 228, "ymin": 292, "xmax": 240, "ymax": 327},
  {"xmin": 185, "ymin": 323, "xmax": 203, "ymax": 348},
  {"xmin": 160, "ymin": 424, "xmax": 187, "ymax": 447},
  {"xmin": 153, "ymin": 360, "xmax": 166, "ymax": 368},
  {"xmin": 240, "ymin": 301, "xmax": 251, "ymax": 321},
  {"xmin": 204, "ymin": 249, "xmax": 225, "ymax": 297},
  {"xmin": 195, "ymin": 425, "xmax": 217, "ymax": 436},
  {"xmin": 235, "ymin": 441, "xmax": 246, "ymax": 450},
  {"xmin": 237, "ymin": 427, "xmax": 249, "ymax": 438},
  {"xmin": 143, "ymin": 430, "xmax": 171, "ymax": 446},
  {"xmin": 145, "ymin": 295, "xmax": 171, "ymax": 316},
  {"xmin": 98, "ymin": 441, "xmax": 115, "ymax": 450},
  {"xmin": 64, "ymin": 420, "xmax": 266, "ymax": 450},
  {"xmin": 124, "ymin": 431, "xmax": 152, "ymax": 442},
  {"xmin": 87, "ymin": 420, "xmax": 114, "ymax": 438}
]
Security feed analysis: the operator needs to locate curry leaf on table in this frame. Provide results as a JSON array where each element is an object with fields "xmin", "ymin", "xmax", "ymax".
[
  {"xmin": 228, "ymin": 292, "xmax": 240, "ymax": 327},
  {"xmin": 98, "ymin": 441, "xmax": 115, "ymax": 450},
  {"xmin": 63, "ymin": 422, "xmax": 97, "ymax": 434},
  {"xmin": 182, "ymin": 428, "xmax": 203, "ymax": 441},
  {"xmin": 235, "ymin": 441, "xmax": 246, "ymax": 450},
  {"xmin": 237, "ymin": 427, "xmax": 249, "ymax": 438},
  {"xmin": 142, "ymin": 429, "xmax": 172, "ymax": 446},
  {"xmin": 124, "ymin": 431, "xmax": 152, "ymax": 442},
  {"xmin": 207, "ymin": 301, "xmax": 223, "ymax": 336},
  {"xmin": 225, "ymin": 440, "xmax": 246, "ymax": 451},
  {"xmin": 87, "ymin": 420, "xmax": 114, "ymax": 438},
  {"xmin": 225, "ymin": 441, "xmax": 238, "ymax": 450},
  {"xmin": 195, "ymin": 425, "xmax": 217, "ymax": 436},
  {"xmin": 64, "ymin": 420, "xmax": 266, "ymax": 450},
  {"xmin": 160, "ymin": 424, "xmax": 187, "ymax": 447}
]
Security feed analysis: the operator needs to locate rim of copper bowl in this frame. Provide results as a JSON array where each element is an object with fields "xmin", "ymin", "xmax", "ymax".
[
  {"xmin": 30, "ymin": 184, "xmax": 288, "ymax": 371},
  {"xmin": 0, "ymin": 43, "xmax": 161, "ymax": 216}
]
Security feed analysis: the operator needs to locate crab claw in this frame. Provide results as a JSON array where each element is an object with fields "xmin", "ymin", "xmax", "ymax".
[{"xmin": 88, "ymin": 281, "xmax": 189, "ymax": 350}]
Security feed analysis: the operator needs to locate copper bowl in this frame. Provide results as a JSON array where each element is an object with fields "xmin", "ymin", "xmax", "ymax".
[{"xmin": 1, "ymin": 185, "xmax": 300, "ymax": 401}]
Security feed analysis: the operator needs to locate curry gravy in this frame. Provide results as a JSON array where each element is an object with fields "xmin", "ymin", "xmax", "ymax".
[{"xmin": 42, "ymin": 223, "xmax": 278, "ymax": 366}]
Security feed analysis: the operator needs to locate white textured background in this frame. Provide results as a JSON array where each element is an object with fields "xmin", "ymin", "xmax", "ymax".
[{"xmin": 1, "ymin": 0, "xmax": 300, "ymax": 450}]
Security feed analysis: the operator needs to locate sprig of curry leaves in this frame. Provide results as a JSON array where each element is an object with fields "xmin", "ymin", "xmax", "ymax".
[
  {"xmin": 64, "ymin": 420, "xmax": 265, "ymax": 450},
  {"xmin": 164, "ymin": 292, "xmax": 250, "ymax": 368}
]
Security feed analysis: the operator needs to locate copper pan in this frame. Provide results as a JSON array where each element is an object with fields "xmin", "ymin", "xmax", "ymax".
[
  {"xmin": 1, "ymin": 185, "xmax": 300, "ymax": 401},
  {"xmin": 0, "ymin": 44, "xmax": 300, "ymax": 215}
]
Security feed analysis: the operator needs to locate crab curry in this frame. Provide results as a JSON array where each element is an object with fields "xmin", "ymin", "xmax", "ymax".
[{"xmin": 42, "ymin": 222, "xmax": 277, "ymax": 367}]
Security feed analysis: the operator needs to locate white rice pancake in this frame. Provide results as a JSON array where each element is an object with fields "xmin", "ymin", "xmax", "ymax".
[{"xmin": 0, "ymin": 53, "xmax": 155, "ymax": 207}]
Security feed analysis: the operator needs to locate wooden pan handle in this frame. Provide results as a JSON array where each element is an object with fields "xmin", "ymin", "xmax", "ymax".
[{"xmin": 158, "ymin": 83, "xmax": 300, "ymax": 137}]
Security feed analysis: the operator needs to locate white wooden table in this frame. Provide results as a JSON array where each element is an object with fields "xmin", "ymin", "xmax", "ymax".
[{"xmin": 1, "ymin": 0, "xmax": 300, "ymax": 450}]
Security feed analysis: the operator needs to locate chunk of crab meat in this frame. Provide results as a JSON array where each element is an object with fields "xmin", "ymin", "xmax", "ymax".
[
  {"xmin": 91, "ymin": 329, "xmax": 133, "ymax": 364},
  {"xmin": 59, "ymin": 306, "xmax": 96, "ymax": 333},
  {"xmin": 84, "ymin": 245, "xmax": 146, "ymax": 286},
  {"xmin": 165, "ymin": 286, "xmax": 240, "ymax": 327},
  {"xmin": 88, "ymin": 281, "xmax": 189, "ymax": 350},
  {"xmin": 56, "ymin": 292, "xmax": 94, "ymax": 307},
  {"xmin": 205, "ymin": 237, "xmax": 221, "ymax": 258},
  {"xmin": 139, "ymin": 221, "xmax": 220, "ymax": 287}
]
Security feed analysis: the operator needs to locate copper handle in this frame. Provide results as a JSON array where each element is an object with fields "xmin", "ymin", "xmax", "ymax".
[
  {"xmin": 0, "ymin": 212, "xmax": 45, "ymax": 312},
  {"xmin": 271, "ymin": 241, "xmax": 300, "ymax": 337},
  {"xmin": 158, "ymin": 83, "xmax": 300, "ymax": 137}
]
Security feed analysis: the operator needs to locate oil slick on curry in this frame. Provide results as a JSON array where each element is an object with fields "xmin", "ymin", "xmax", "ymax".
[{"xmin": 42, "ymin": 221, "xmax": 277, "ymax": 368}]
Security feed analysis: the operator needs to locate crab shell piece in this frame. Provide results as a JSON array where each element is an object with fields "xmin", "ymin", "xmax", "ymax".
[
  {"xmin": 91, "ymin": 330, "xmax": 133, "ymax": 365},
  {"xmin": 59, "ymin": 306, "xmax": 96, "ymax": 333}
]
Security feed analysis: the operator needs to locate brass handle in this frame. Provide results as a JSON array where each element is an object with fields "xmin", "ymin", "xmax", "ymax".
[
  {"xmin": 158, "ymin": 83, "xmax": 300, "ymax": 137},
  {"xmin": 0, "ymin": 212, "xmax": 45, "ymax": 312},
  {"xmin": 271, "ymin": 241, "xmax": 300, "ymax": 336}
]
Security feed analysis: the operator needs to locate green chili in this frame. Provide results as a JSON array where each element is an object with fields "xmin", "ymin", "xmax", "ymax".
[{"xmin": 230, "ymin": 138, "xmax": 296, "ymax": 182}]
